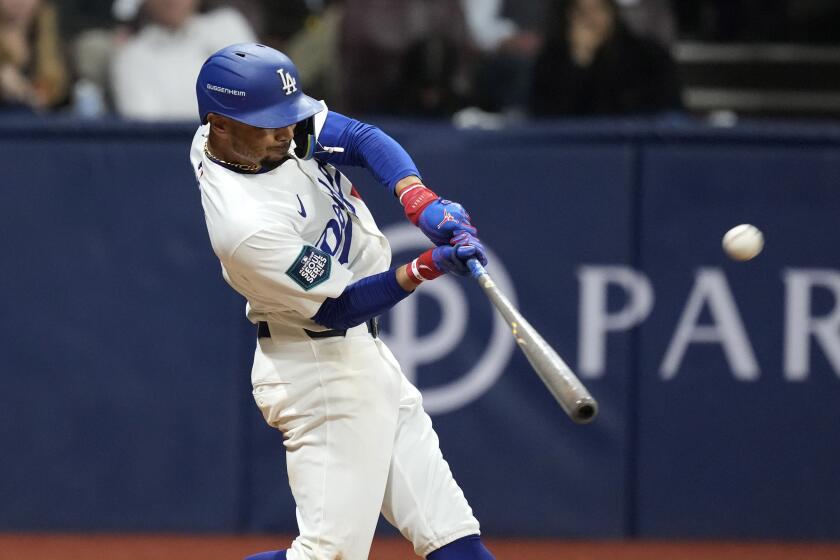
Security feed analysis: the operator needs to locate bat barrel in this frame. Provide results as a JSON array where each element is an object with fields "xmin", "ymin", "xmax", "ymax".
[
  {"xmin": 572, "ymin": 396, "xmax": 598, "ymax": 424},
  {"xmin": 467, "ymin": 258, "xmax": 599, "ymax": 425}
]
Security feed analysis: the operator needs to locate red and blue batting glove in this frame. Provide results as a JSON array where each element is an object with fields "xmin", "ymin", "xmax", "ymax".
[
  {"xmin": 406, "ymin": 245, "xmax": 479, "ymax": 285},
  {"xmin": 451, "ymin": 231, "xmax": 488, "ymax": 266},
  {"xmin": 400, "ymin": 183, "xmax": 477, "ymax": 246}
]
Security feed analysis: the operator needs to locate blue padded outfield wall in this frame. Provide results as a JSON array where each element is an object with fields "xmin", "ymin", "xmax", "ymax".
[{"xmin": 1, "ymin": 117, "xmax": 839, "ymax": 539}]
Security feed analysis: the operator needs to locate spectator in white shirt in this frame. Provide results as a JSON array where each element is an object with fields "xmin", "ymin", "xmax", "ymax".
[{"xmin": 110, "ymin": 0, "xmax": 255, "ymax": 120}]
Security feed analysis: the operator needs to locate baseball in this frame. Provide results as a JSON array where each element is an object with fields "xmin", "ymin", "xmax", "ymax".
[{"xmin": 722, "ymin": 224, "xmax": 764, "ymax": 261}]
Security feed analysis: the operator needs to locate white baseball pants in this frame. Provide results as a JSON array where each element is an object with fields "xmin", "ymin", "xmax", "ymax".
[{"xmin": 251, "ymin": 322, "xmax": 480, "ymax": 560}]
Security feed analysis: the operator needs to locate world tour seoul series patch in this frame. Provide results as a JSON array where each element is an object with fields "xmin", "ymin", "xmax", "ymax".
[{"xmin": 286, "ymin": 245, "xmax": 331, "ymax": 290}]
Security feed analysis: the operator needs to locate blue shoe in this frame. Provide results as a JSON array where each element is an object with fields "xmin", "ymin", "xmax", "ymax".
[{"xmin": 244, "ymin": 550, "xmax": 286, "ymax": 560}]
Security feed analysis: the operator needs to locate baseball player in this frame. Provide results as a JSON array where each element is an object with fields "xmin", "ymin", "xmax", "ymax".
[{"xmin": 190, "ymin": 43, "xmax": 495, "ymax": 560}]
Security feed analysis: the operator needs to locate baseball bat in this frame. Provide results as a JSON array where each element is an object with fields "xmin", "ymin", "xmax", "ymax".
[{"xmin": 467, "ymin": 259, "xmax": 598, "ymax": 424}]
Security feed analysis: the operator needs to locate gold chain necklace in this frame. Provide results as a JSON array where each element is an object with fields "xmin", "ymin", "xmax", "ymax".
[{"xmin": 204, "ymin": 141, "xmax": 261, "ymax": 172}]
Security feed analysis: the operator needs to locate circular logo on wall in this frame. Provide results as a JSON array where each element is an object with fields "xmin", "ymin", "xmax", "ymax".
[{"xmin": 381, "ymin": 224, "xmax": 517, "ymax": 414}]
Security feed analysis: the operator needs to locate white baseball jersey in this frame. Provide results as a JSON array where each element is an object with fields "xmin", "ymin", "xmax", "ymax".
[{"xmin": 189, "ymin": 119, "xmax": 391, "ymax": 330}]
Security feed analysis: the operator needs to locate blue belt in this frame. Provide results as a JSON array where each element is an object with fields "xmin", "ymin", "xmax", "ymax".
[{"xmin": 258, "ymin": 317, "xmax": 379, "ymax": 340}]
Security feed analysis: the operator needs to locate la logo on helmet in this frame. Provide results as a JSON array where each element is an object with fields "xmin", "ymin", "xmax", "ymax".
[{"xmin": 277, "ymin": 68, "xmax": 297, "ymax": 95}]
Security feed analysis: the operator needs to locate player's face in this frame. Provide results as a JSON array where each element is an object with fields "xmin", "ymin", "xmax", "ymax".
[{"xmin": 228, "ymin": 120, "xmax": 297, "ymax": 168}]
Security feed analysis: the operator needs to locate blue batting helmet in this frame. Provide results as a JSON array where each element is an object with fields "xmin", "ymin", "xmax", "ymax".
[{"xmin": 196, "ymin": 43, "xmax": 322, "ymax": 130}]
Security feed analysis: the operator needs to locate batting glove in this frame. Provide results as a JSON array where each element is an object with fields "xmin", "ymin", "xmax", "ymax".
[
  {"xmin": 451, "ymin": 231, "xmax": 488, "ymax": 266},
  {"xmin": 399, "ymin": 183, "xmax": 477, "ymax": 246},
  {"xmin": 405, "ymin": 245, "xmax": 479, "ymax": 285}
]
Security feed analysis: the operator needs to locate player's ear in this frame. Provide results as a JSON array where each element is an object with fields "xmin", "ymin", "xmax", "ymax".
[{"xmin": 207, "ymin": 113, "xmax": 230, "ymax": 136}]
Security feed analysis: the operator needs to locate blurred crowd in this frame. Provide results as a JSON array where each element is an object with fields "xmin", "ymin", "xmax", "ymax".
[{"xmin": 1, "ymin": 0, "xmax": 838, "ymax": 121}]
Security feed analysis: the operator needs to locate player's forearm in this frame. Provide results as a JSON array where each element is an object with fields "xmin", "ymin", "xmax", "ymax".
[
  {"xmin": 394, "ymin": 175, "xmax": 423, "ymax": 197},
  {"xmin": 395, "ymin": 264, "xmax": 419, "ymax": 292},
  {"xmin": 312, "ymin": 268, "xmax": 413, "ymax": 330},
  {"xmin": 311, "ymin": 248, "xmax": 477, "ymax": 330}
]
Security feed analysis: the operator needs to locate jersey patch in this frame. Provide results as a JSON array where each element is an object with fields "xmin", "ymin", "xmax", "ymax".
[{"xmin": 286, "ymin": 245, "xmax": 331, "ymax": 290}]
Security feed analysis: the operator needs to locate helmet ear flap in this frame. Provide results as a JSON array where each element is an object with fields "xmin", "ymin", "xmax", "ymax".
[{"xmin": 293, "ymin": 117, "xmax": 316, "ymax": 160}]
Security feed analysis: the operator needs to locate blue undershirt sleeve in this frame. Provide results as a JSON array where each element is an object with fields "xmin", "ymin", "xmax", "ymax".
[
  {"xmin": 317, "ymin": 111, "xmax": 420, "ymax": 194},
  {"xmin": 312, "ymin": 268, "xmax": 411, "ymax": 330}
]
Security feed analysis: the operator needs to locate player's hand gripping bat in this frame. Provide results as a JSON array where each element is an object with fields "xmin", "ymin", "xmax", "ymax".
[{"xmin": 467, "ymin": 259, "xmax": 598, "ymax": 424}]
